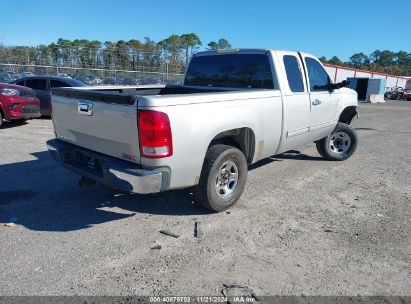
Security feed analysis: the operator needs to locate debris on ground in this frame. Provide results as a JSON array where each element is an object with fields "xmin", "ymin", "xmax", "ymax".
[
  {"xmin": 194, "ymin": 221, "xmax": 203, "ymax": 238},
  {"xmin": 221, "ymin": 283, "xmax": 259, "ymax": 302},
  {"xmin": 159, "ymin": 229, "xmax": 180, "ymax": 238},
  {"xmin": 150, "ymin": 244, "xmax": 162, "ymax": 250},
  {"xmin": 4, "ymin": 223, "xmax": 16, "ymax": 228}
]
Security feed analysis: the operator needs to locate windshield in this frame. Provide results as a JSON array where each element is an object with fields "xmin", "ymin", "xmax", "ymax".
[{"xmin": 184, "ymin": 54, "xmax": 274, "ymax": 89}]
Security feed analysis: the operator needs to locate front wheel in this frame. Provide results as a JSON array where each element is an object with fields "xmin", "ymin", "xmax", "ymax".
[
  {"xmin": 193, "ymin": 144, "xmax": 248, "ymax": 212},
  {"xmin": 316, "ymin": 122, "xmax": 358, "ymax": 161}
]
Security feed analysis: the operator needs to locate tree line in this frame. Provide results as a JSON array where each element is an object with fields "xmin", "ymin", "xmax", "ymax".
[
  {"xmin": 1, "ymin": 36, "xmax": 409, "ymax": 76},
  {"xmin": 0, "ymin": 35, "xmax": 232, "ymax": 74},
  {"xmin": 319, "ymin": 50, "xmax": 411, "ymax": 76}
]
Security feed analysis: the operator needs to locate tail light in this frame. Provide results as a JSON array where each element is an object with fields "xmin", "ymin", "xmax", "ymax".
[{"xmin": 138, "ymin": 110, "xmax": 173, "ymax": 158}]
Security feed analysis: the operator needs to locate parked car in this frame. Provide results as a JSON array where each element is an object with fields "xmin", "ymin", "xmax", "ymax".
[
  {"xmin": 10, "ymin": 76, "xmax": 86, "ymax": 116},
  {"xmin": 55, "ymin": 73, "xmax": 71, "ymax": 78},
  {"xmin": 48, "ymin": 49, "xmax": 358, "ymax": 212},
  {"xmin": 123, "ymin": 77, "xmax": 142, "ymax": 85},
  {"xmin": 141, "ymin": 77, "xmax": 163, "ymax": 85},
  {"xmin": 0, "ymin": 72, "xmax": 20, "ymax": 83},
  {"xmin": 72, "ymin": 75, "xmax": 102, "ymax": 86},
  {"xmin": 404, "ymin": 89, "xmax": 411, "ymax": 101},
  {"xmin": 0, "ymin": 83, "xmax": 41, "ymax": 128},
  {"xmin": 384, "ymin": 87, "xmax": 405, "ymax": 100},
  {"xmin": 86, "ymin": 76, "xmax": 102, "ymax": 85},
  {"xmin": 164, "ymin": 79, "xmax": 181, "ymax": 85},
  {"xmin": 103, "ymin": 77, "xmax": 124, "ymax": 85}
]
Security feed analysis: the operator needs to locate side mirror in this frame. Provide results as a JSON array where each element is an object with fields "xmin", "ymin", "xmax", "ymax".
[
  {"xmin": 330, "ymin": 80, "xmax": 350, "ymax": 92},
  {"xmin": 341, "ymin": 80, "xmax": 349, "ymax": 87}
]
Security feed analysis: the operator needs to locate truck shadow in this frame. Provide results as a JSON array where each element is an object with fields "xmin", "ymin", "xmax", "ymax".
[
  {"xmin": 249, "ymin": 150, "xmax": 323, "ymax": 170},
  {"xmin": 0, "ymin": 151, "xmax": 208, "ymax": 232},
  {"xmin": 0, "ymin": 148, "xmax": 323, "ymax": 232},
  {"xmin": 274, "ymin": 150, "xmax": 324, "ymax": 161}
]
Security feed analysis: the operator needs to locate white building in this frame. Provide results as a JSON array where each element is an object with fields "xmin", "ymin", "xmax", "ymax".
[{"xmin": 324, "ymin": 64, "xmax": 408, "ymax": 88}]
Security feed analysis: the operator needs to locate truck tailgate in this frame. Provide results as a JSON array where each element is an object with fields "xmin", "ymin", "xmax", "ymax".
[{"xmin": 51, "ymin": 88, "xmax": 140, "ymax": 164}]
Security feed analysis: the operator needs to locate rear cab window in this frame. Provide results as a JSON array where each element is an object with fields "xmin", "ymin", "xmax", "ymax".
[
  {"xmin": 25, "ymin": 78, "xmax": 47, "ymax": 91},
  {"xmin": 184, "ymin": 54, "xmax": 275, "ymax": 89},
  {"xmin": 283, "ymin": 55, "xmax": 305, "ymax": 92}
]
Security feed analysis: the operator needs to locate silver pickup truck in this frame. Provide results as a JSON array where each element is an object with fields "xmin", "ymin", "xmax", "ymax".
[{"xmin": 47, "ymin": 49, "xmax": 358, "ymax": 212}]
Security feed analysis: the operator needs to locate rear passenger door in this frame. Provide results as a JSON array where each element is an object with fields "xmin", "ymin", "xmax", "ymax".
[
  {"xmin": 25, "ymin": 78, "xmax": 50, "ymax": 115},
  {"xmin": 277, "ymin": 51, "xmax": 311, "ymax": 151}
]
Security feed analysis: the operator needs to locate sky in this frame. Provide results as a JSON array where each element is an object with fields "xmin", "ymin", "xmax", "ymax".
[{"xmin": 0, "ymin": 0, "xmax": 410, "ymax": 61}]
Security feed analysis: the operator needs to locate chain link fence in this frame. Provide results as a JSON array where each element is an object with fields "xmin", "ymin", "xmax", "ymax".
[{"xmin": 0, "ymin": 63, "xmax": 184, "ymax": 86}]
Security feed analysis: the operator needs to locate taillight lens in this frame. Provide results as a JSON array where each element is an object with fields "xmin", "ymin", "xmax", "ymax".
[{"xmin": 138, "ymin": 110, "xmax": 173, "ymax": 158}]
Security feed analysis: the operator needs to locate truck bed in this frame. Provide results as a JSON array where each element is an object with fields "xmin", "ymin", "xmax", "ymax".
[
  {"xmin": 51, "ymin": 85, "xmax": 238, "ymax": 105},
  {"xmin": 50, "ymin": 85, "xmax": 255, "ymax": 165}
]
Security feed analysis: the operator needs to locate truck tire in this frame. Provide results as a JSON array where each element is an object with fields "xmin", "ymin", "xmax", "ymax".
[
  {"xmin": 316, "ymin": 122, "xmax": 358, "ymax": 161},
  {"xmin": 193, "ymin": 144, "xmax": 248, "ymax": 212}
]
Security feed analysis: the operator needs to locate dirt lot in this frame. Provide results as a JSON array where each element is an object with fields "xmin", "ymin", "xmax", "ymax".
[{"xmin": 0, "ymin": 102, "xmax": 410, "ymax": 296}]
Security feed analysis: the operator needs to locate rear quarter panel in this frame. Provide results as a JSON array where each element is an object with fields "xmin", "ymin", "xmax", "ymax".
[{"xmin": 139, "ymin": 90, "xmax": 283, "ymax": 189}]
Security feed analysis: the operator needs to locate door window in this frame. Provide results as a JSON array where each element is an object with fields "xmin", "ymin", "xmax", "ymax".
[
  {"xmin": 283, "ymin": 55, "xmax": 304, "ymax": 92},
  {"xmin": 305, "ymin": 57, "xmax": 331, "ymax": 91},
  {"xmin": 50, "ymin": 79, "xmax": 69, "ymax": 88},
  {"xmin": 25, "ymin": 79, "xmax": 47, "ymax": 90}
]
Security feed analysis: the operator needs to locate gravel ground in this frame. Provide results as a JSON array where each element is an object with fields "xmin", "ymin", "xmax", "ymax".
[{"xmin": 0, "ymin": 102, "xmax": 410, "ymax": 296}]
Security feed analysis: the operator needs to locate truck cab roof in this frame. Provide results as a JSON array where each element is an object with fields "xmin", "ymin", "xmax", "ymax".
[{"xmin": 194, "ymin": 48, "xmax": 314, "ymax": 57}]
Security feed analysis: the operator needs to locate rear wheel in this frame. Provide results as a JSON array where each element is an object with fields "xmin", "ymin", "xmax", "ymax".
[
  {"xmin": 316, "ymin": 122, "xmax": 358, "ymax": 161},
  {"xmin": 193, "ymin": 144, "xmax": 248, "ymax": 212}
]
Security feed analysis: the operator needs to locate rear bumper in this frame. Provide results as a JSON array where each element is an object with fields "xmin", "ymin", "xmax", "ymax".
[{"xmin": 47, "ymin": 139, "xmax": 169, "ymax": 194}]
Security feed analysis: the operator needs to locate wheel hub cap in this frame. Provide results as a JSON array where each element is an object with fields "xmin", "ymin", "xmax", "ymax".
[
  {"xmin": 215, "ymin": 160, "xmax": 239, "ymax": 200},
  {"xmin": 329, "ymin": 132, "xmax": 351, "ymax": 154}
]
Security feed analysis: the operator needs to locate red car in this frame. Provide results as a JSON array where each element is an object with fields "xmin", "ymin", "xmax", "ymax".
[{"xmin": 0, "ymin": 83, "xmax": 41, "ymax": 128}]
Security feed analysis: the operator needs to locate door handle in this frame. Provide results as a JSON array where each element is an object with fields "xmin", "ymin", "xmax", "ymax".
[
  {"xmin": 78, "ymin": 101, "xmax": 93, "ymax": 116},
  {"xmin": 312, "ymin": 99, "xmax": 322, "ymax": 106}
]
